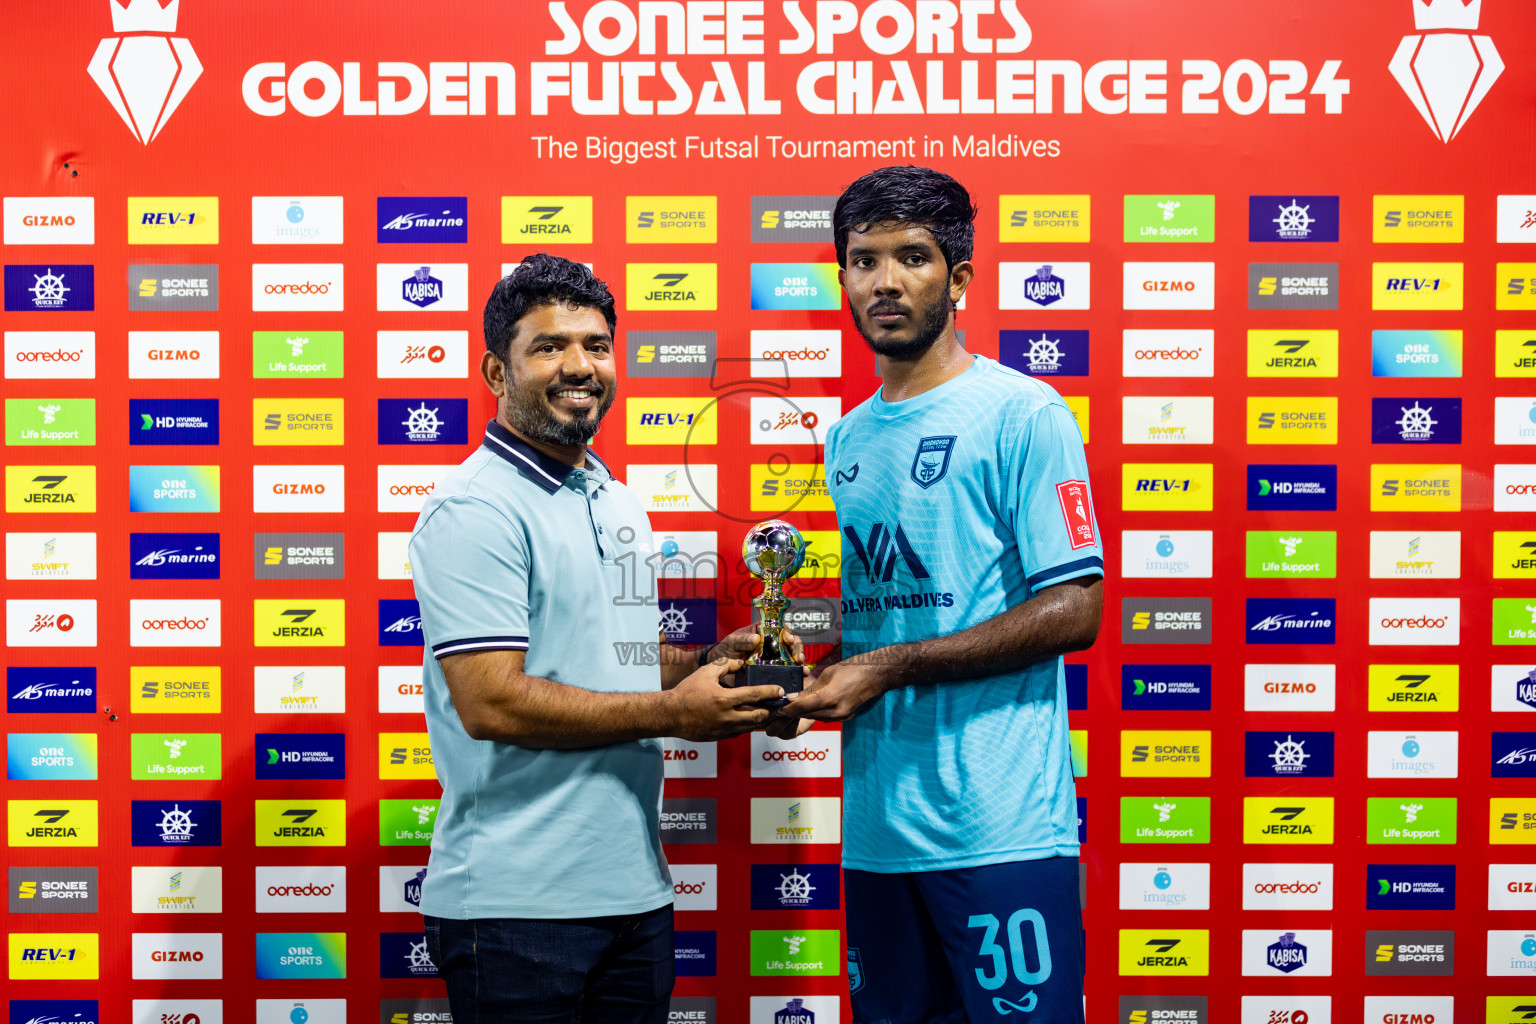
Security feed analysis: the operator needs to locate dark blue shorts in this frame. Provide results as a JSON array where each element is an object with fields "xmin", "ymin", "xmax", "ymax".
[{"xmin": 844, "ymin": 857, "xmax": 1084, "ymax": 1024}]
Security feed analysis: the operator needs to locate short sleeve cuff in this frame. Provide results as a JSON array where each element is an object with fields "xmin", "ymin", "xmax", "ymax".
[
  {"xmin": 432, "ymin": 635, "xmax": 530, "ymax": 659},
  {"xmin": 1026, "ymin": 556, "xmax": 1104, "ymax": 593}
]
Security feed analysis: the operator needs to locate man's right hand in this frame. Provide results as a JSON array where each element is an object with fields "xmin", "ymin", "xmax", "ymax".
[{"xmin": 666, "ymin": 658, "xmax": 784, "ymax": 741}]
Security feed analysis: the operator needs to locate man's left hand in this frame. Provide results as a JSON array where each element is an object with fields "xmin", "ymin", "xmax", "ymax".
[
  {"xmin": 714, "ymin": 624, "xmax": 806, "ymax": 685},
  {"xmin": 781, "ymin": 659, "xmax": 891, "ymax": 722}
]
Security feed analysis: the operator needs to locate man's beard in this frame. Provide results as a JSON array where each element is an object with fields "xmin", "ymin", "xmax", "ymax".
[
  {"xmin": 505, "ymin": 369, "xmax": 615, "ymax": 447},
  {"xmin": 851, "ymin": 292, "xmax": 953, "ymax": 361}
]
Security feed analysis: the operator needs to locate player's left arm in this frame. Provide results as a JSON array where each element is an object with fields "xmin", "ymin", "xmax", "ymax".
[{"xmin": 785, "ymin": 401, "xmax": 1103, "ymax": 723}]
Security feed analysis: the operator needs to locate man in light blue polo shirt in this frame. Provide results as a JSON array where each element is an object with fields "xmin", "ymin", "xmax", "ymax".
[{"xmin": 410, "ymin": 254, "xmax": 786, "ymax": 1024}]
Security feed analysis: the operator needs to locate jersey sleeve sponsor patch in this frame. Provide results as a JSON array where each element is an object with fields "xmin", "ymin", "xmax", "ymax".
[{"xmin": 1056, "ymin": 480, "xmax": 1097, "ymax": 549}]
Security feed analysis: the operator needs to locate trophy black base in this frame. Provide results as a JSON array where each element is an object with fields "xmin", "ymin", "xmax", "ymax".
[{"xmin": 740, "ymin": 663, "xmax": 803, "ymax": 708}]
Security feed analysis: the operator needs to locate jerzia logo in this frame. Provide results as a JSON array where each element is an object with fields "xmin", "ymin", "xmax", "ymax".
[
  {"xmin": 88, "ymin": 0, "xmax": 203, "ymax": 144},
  {"xmin": 1389, "ymin": 0, "xmax": 1503, "ymax": 142},
  {"xmin": 844, "ymin": 523, "xmax": 930, "ymax": 584}
]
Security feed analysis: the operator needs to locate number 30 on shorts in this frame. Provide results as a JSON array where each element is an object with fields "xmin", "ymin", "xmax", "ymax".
[{"xmin": 967, "ymin": 909, "xmax": 1052, "ymax": 989}]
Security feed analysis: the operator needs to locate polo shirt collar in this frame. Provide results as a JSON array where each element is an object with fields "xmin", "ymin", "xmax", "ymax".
[{"xmin": 481, "ymin": 419, "xmax": 608, "ymax": 494}]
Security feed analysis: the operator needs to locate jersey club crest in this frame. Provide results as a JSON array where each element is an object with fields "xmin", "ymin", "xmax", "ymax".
[{"xmin": 910, "ymin": 436, "xmax": 956, "ymax": 489}]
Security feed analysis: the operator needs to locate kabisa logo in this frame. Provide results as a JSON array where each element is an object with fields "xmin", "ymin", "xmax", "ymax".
[
  {"xmin": 1246, "ymin": 598, "xmax": 1336, "ymax": 644},
  {"xmin": 378, "ymin": 599, "xmax": 424, "ymax": 646},
  {"xmin": 129, "ymin": 532, "xmax": 219, "ymax": 580},
  {"xmin": 401, "ymin": 266, "xmax": 444, "ymax": 308},
  {"xmin": 377, "ymin": 198, "xmax": 468, "ymax": 243},
  {"xmin": 8, "ymin": 667, "xmax": 97, "ymax": 714},
  {"xmin": 1265, "ymin": 932, "xmax": 1309, "ymax": 974},
  {"xmin": 130, "ymin": 800, "xmax": 220, "ymax": 847},
  {"xmin": 1244, "ymin": 731, "xmax": 1335, "ymax": 778},
  {"xmin": 1389, "ymin": 0, "xmax": 1503, "ymax": 142},
  {"xmin": 1024, "ymin": 264, "xmax": 1066, "ymax": 306},
  {"xmin": 88, "ymin": 0, "xmax": 202, "ymax": 143},
  {"xmin": 999, "ymin": 330, "xmax": 1089, "ymax": 377},
  {"xmin": 4, "ymin": 266, "xmax": 94, "ymax": 312}
]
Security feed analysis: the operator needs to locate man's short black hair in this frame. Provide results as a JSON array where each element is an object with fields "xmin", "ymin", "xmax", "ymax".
[
  {"xmin": 483, "ymin": 253, "xmax": 617, "ymax": 364},
  {"xmin": 833, "ymin": 165, "xmax": 977, "ymax": 271}
]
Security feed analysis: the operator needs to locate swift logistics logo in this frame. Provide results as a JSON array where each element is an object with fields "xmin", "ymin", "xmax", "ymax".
[
  {"xmin": 1248, "ymin": 196, "xmax": 1339, "ymax": 242},
  {"xmin": 4, "ymin": 532, "xmax": 98, "ymax": 582},
  {"xmin": 1246, "ymin": 330, "xmax": 1340, "ymax": 377},
  {"xmin": 1121, "ymin": 397, "xmax": 1211, "ymax": 446}
]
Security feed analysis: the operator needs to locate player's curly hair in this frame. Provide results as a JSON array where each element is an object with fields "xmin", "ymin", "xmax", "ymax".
[
  {"xmin": 833, "ymin": 165, "xmax": 977, "ymax": 271},
  {"xmin": 483, "ymin": 253, "xmax": 617, "ymax": 364}
]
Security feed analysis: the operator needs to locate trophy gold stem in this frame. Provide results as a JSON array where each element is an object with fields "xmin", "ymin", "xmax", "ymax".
[{"xmin": 751, "ymin": 573, "xmax": 790, "ymax": 665}]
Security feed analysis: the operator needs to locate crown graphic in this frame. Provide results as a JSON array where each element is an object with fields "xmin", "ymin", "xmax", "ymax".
[
  {"xmin": 110, "ymin": 0, "xmax": 179, "ymax": 33},
  {"xmin": 1413, "ymin": 0, "xmax": 1480, "ymax": 31}
]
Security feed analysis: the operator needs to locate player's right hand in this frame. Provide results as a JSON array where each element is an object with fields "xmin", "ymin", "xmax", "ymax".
[{"xmin": 667, "ymin": 658, "xmax": 784, "ymax": 741}]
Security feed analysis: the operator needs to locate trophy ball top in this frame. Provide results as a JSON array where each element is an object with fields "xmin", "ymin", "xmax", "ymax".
[{"xmin": 742, "ymin": 520, "xmax": 806, "ymax": 578}]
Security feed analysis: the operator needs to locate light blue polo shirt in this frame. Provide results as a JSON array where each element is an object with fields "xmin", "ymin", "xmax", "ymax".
[{"xmin": 409, "ymin": 419, "xmax": 671, "ymax": 919}]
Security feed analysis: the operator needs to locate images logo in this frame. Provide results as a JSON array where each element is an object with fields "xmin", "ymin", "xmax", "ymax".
[
  {"xmin": 251, "ymin": 196, "xmax": 344, "ymax": 244},
  {"xmin": 999, "ymin": 330, "xmax": 1089, "ymax": 377},
  {"xmin": 1390, "ymin": 0, "xmax": 1502, "ymax": 143},
  {"xmin": 4, "ymin": 266, "xmax": 94, "ymax": 312},
  {"xmin": 88, "ymin": 0, "xmax": 201, "ymax": 143},
  {"xmin": 377, "ymin": 197, "xmax": 467, "ymax": 243},
  {"xmin": 1119, "ymin": 530, "xmax": 1214, "ymax": 579},
  {"xmin": 1248, "ymin": 196, "xmax": 1339, "ymax": 242},
  {"xmin": 1247, "ymin": 464, "xmax": 1337, "ymax": 511}
]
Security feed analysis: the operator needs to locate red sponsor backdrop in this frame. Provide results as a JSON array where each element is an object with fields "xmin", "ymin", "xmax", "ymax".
[{"xmin": 5, "ymin": 1, "xmax": 1536, "ymax": 1021}]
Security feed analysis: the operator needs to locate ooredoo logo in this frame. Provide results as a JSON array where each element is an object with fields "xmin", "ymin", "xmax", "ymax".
[
  {"xmin": 254, "ymin": 866, "xmax": 346, "ymax": 912},
  {"xmin": 1242, "ymin": 863, "xmax": 1334, "ymax": 910},
  {"xmin": 129, "ymin": 599, "xmax": 221, "ymax": 648},
  {"xmin": 750, "ymin": 730, "xmax": 840, "ymax": 779},
  {"xmin": 251, "ymin": 264, "xmax": 344, "ymax": 312},
  {"xmin": 670, "ymin": 864, "xmax": 717, "ymax": 911},
  {"xmin": 1369, "ymin": 598, "xmax": 1460, "ymax": 646},
  {"xmin": 5, "ymin": 332, "xmax": 97, "ymax": 379},
  {"xmin": 1122, "ymin": 330, "xmax": 1215, "ymax": 377},
  {"xmin": 750, "ymin": 330, "xmax": 841, "ymax": 378},
  {"xmin": 378, "ymin": 465, "xmax": 450, "ymax": 514},
  {"xmin": 252, "ymin": 465, "xmax": 345, "ymax": 513},
  {"xmin": 1496, "ymin": 465, "xmax": 1536, "ymax": 511}
]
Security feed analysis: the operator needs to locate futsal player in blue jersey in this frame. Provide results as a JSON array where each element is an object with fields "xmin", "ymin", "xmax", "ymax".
[{"xmin": 770, "ymin": 166, "xmax": 1103, "ymax": 1024}]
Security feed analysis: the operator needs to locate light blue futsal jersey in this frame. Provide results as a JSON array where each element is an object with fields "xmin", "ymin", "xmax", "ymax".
[
  {"xmin": 409, "ymin": 420, "xmax": 672, "ymax": 919},
  {"xmin": 825, "ymin": 355, "xmax": 1103, "ymax": 873}
]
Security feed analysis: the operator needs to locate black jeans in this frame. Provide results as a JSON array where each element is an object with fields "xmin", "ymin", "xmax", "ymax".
[{"xmin": 424, "ymin": 906, "xmax": 674, "ymax": 1024}]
